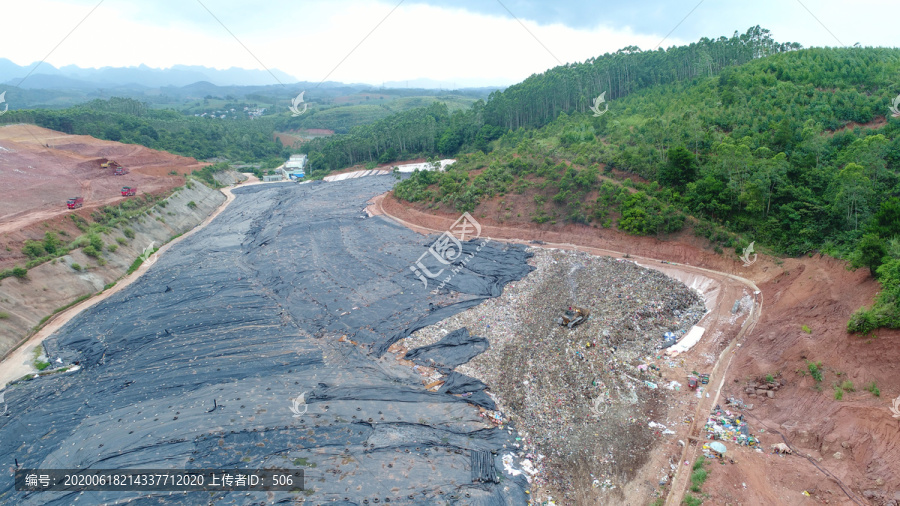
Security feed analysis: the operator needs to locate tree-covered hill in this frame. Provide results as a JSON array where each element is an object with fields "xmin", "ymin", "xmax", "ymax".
[
  {"xmin": 389, "ymin": 41, "xmax": 900, "ymax": 332},
  {"xmin": 299, "ymin": 26, "xmax": 800, "ymax": 173}
]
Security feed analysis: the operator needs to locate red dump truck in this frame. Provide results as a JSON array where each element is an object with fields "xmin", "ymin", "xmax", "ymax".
[
  {"xmin": 121, "ymin": 186, "xmax": 137, "ymax": 196},
  {"xmin": 66, "ymin": 197, "xmax": 84, "ymax": 209},
  {"xmin": 114, "ymin": 166, "xmax": 128, "ymax": 175}
]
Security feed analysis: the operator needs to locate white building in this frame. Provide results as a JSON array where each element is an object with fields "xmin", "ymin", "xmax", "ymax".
[{"xmin": 285, "ymin": 154, "xmax": 307, "ymax": 170}]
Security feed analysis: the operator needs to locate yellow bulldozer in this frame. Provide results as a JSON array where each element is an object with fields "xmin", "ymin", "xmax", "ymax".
[{"xmin": 557, "ymin": 306, "xmax": 590, "ymax": 328}]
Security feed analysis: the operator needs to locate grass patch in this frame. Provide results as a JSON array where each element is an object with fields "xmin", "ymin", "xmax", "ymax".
[
  {"xmin": 71, "ymin": 263, "xmax": 82, "ymax": 271},
  {"xmin": 0, "ymin": 266, "xmax": 28, "ymax": 282},
  {"xmin": 806, "ymin": 360, "xmax": 824, "ymax": 383},
  {"xmin": 865, "ymin": 381, "xmax": 881, "ymax": 397},
  {"xmin": 683, "ymin": 495, "xmax": 704, "ymax": 506},
  {"xmin": 292, "ymin": 458, "xmax": 317, "ymax": 468},
  {"xmin": 841, "ymin": 380, "xmax": 855, "ymax": 392},
  {"xmin": 0, "ymin": 312, "xmax": 9, "ymax": 319},
  {"xmin": 116, "ymin": 237, "xmax": 128, "ymax": 245},
  {"xmin": 834, "ymin": 387, "xmax": 844, "ymax": 400},
  {"xmin": 801, "ymin": 324, "xmax": 811, "ymax": 333},
  {"xmin": 26, "ymin": 255, "xmax": 55, "ymax": 269},
  {"xmin": 690, "ymin": 458, "xmax": 708, "ymax": 492},
  {"xmin": 765, "ymin": 373, "xmax": 774, "ymax": 383},
  {"xmin": 32, "ymin": 346, "xmax": 50, "ymax": 370}
]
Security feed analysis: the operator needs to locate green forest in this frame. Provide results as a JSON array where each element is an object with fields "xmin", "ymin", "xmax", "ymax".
[{"xmin": 0, "ymin": 97, "xmax": 290, "ymax": 163}]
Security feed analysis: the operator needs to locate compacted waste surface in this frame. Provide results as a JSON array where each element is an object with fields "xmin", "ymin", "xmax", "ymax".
[{"xmin": 0, "ymin": 178, "xmax": 534, "ymax": 505}]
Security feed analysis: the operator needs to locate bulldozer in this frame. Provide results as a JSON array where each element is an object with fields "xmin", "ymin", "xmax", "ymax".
[{"xmin": 557, "ymin": 306, "xmax": 590, "ymax": 328}]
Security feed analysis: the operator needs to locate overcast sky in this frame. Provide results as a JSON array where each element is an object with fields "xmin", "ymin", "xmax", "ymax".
[{"xmin": 2, "ymin": 0, "xmax": 897, "ymax": 87}]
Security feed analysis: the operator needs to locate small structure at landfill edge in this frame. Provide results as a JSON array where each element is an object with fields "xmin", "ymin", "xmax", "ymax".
[
  {"xmin": 709, "ymin": 441, "xmax": 727, "ymax": 456},
  {"xmin": 557, "ymin": 306, "xmax": 590, "ymax": 328}
]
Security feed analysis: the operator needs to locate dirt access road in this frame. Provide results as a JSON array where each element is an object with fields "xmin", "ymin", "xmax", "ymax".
[{"xmin": 371, "ymin": 192, "xmax": 762, "ymax": 504}]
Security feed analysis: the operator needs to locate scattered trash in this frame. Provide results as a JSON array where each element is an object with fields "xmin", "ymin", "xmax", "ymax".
[
  {"xmin": 726, "ymin": 396, "xmax": 752, "ymax": 410},
  {"xmin": 704, "ymin": 406, "xmax": 758, "ymax": 447},
  {"xmin": 665, "ymin": 381, "xmax": 682, "ymax": 391}
]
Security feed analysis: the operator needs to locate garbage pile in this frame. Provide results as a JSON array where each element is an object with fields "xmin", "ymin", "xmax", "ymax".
[
  {"xmin": 403, "ymin": 248, "xmax": 706, "ymax": 503},
  {"xmin": 704, "ymin": 405, "xmax": 759, "ymax": 447}
]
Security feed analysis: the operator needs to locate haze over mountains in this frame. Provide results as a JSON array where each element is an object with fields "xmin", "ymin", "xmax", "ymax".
[
  {"xmin": 0, "ymin": 59, "xmax": 502, "ymax": 91},
  {"xmin": 0, "ymin": 58, "xmax": 502, "ymax": 111},
  {"xmin": 0, "ymin": 59, "xmax": 300, "ymax": 89}
]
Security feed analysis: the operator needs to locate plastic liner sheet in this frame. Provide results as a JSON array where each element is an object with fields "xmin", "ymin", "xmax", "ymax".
[
  {"xmin": 0, "ymin": 178, "xmax": 532, "ymax": 505},
  {"xmin": 403, "ymin": 328, "xmax": 489, "ymax": 373},
  {"xmin": 470, "ymin": 450, "xmax": 499, "ymax": 484},
  {"xmin": 437, "ymin": 372, "xmax": 496, "ymax": 410}
]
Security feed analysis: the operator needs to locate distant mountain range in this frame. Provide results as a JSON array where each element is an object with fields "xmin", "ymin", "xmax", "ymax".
[
  {"xmin": 0, "ymin": 59, "xmax": 299, "ymax": 89},
  {"xmin": 0, "ymin": 60, "xmax": 504, "ymax": 111}
]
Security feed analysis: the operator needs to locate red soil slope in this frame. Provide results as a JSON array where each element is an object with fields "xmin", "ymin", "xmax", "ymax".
[{"xmin": 0, "ymin": 124, "xmax": 207, "ymax": 269}]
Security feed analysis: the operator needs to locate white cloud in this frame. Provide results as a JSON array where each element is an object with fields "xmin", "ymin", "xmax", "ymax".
[
  {"xmin": 1, "ymin": 0, "xmax": 687, "ymax": 86},
  {"xmin": 2, "ymin": 0, "xmax": 894, "ymax": 87}
]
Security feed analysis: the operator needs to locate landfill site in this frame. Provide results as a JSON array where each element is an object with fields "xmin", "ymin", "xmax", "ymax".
[
  {"xmin": 1, "ymin": 168, "xmax": 899, "ymax": 505},
  {"xmin": 398, "ymin": 248, "xmax": 712, "ymax": 504}
]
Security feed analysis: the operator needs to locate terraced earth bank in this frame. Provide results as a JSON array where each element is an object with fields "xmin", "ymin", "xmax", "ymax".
[{"xmin": 0, "ymin": 178, "xmax": 537, "ymax": 505}]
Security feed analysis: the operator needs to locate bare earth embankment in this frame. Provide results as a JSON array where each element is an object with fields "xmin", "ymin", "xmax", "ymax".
[{"xmin": 0, "ymin": 124, "xmax": 207, "ymax": 267}]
